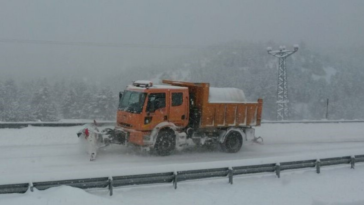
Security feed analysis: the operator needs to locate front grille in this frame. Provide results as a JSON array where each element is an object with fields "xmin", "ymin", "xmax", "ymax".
[
  {"xmin": 115, "ymin": 130, "xmax": 129, "ymax": 144},
  {"xmin": 119, "ymin": 122, "xmax": 132, "ymax": 128}
]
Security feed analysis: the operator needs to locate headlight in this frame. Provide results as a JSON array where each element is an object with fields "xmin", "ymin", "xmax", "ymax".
[{"xmin": 144, "ymin": 117, "xmax": 152, "ymax": 124}]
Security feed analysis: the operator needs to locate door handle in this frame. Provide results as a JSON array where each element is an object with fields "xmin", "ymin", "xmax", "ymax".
[
  {"xmin": 181, "ymin": 115, "xmax": 185, "ymax": 120},
  {"xmin": 164, "ymin": 116, "xmax": 168, "ymax": 120}
]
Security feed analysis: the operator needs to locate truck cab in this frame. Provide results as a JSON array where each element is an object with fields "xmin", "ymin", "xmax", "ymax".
[{"xmin": 116, "ymin": 81, "xmax": 189, "ymax": 147}]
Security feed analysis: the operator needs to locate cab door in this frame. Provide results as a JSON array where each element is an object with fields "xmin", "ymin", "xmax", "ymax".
[
  {"xmin": 168, "ymin": 90, "xmax": 188, "ymax": 127},
  {"xmin": 143, "ymin": 92, "xmax": 168, "ymax": 130}
]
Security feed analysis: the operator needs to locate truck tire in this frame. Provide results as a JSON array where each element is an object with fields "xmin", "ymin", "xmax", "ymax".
[
  {"xmin": 155, "ymin": 130, "xmax": 176, "ymax": 156},
  {"xmin": 220, "ymin": 131, "xmax": 242, "ymax": 153}
]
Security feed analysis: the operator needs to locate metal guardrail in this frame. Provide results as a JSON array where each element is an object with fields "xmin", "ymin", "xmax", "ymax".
[
  {"xmin": 0, "ymin": 123, "xmax": 85, "ymax": 128},
  {"xmin": 1, "ymin": 154, "xmax": 363, "ymax": 195},
  {"xmin": 0, "ymin": 183, "xmax": 29, "ymax": 194},
  {"xmin": 0, "ymin": 121, "xmax": 115, "ymax": 128},
  {"xmin": 113, "ymin": 172, "xmax": 175, "ymax": 187},
  {"xmin": 262, "ymin": 120, "xmax": 364, "ymax": 124},
  {"xmin": 33, "ymin": 177, "xmax": 110, "ymax": 191}
]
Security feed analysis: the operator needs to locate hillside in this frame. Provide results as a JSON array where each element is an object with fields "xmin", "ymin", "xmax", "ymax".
[
  {"xmin": 1, "ymin": 42, "xmax": 363, "ymax": 121},
  {"xmin": 117, "ymin": 41, "xmax": 364, "ymax": 120}
]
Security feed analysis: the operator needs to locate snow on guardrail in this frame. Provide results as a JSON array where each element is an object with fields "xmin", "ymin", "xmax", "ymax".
[
  {"xmin": 262, "ymin": 120, "xmax": 364, "ymax": 124},
  {"xmin": 1, "ymin": 154, "xmax": 363, "ymax": 195},
  {"xmin": 0, "ymin": 121, "xmax": 115, "ymax": 128}
]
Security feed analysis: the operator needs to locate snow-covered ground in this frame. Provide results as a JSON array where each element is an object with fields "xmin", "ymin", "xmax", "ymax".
[
  {"xmin": 1, "ymin": 165, "xmax": 364, "ymax": 205},
  {"xmin": 0, "ymin": 123, "xmax": 364, "ymax": 204},
  {"xmin": 0, "ymin": 123, "xmax": 363, "ymax": 185}
]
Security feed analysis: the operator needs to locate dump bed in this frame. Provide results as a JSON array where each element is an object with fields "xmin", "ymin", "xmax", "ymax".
[{"xmin": 162, "ymin": 80, "xmax": 263, "ymax": 128}]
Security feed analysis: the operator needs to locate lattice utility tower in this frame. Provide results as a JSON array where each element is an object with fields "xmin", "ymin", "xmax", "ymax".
[{"xmin": 267, "ymin": 45, "xmax": 298, "ymax": 121}]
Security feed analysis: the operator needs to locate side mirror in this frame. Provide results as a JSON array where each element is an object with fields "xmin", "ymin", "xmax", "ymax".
[{"xmin": 119, "ymin": 92, "xmax": 123, "ymax": 99}]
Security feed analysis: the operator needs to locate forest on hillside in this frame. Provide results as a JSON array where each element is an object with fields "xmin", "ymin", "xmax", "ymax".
[
  {"xmin": 1, "ymin": 42, "xmax": 364, "ymax": 121},
  {"xmin": 0, "ymin": 79, "xmax": 117, "ymax": 122},
  {"xmin": 121, "ymin": 42, "xmax": 364, "ymax": 120}
]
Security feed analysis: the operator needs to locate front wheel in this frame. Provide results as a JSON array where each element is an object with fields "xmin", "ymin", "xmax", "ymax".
[
  {"xmin": 154, "ymin": 130, "xmax": 176, "ymax": 156},
  {"xmin": 220, "ymin": 131, "xmax": 243, "ymax": 153}
]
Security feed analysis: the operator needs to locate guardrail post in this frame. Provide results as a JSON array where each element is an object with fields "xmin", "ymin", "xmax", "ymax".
[
  {"xmin": 275, "ymin": 163, "xmax": 281, "ymax": 178},
  {"xmin": 351, "ymin": 156, "xmax": 355, "ymax": 169},
  {"xmin": 173, "ymin": 172, "xmax": 178, "ymax": 189},
  {"xmin": 29, "ymin": 182, "xmax": 34, "ymax": 192},
  {"xmin": 108, "ymin": 177, "xmax": 113, "ymax": 196},
  {"xmin": 316, "ymin": 160, "xmax": 321, "ymax": 174},
  {"xmin": 228, "ymin": 168, "xmax": 233, "ymax": 185}
]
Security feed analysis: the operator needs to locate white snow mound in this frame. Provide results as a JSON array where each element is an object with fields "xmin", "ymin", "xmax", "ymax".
[
  {"xmin": 0, "ymin": 186, "xmax": 118, "ymax": 205},
  {"xmin": 209, "ymin": 87, "xmax": 246, "ymax": 103}
]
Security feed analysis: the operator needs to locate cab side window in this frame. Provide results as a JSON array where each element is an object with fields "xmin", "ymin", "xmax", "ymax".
[
  {"xmin": 147, "ymin": 93, "xmax": 166, "ymax": 112},
  {"xmin": 172, "ymin": 93, "xmax": 183, "ymax": 106}
]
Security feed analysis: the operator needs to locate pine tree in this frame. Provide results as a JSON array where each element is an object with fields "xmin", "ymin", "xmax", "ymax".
[
  {"xmin": 2, "ymin": 79, "xmax": 20, "ymax": 121},
  {"xmin": 80, "ymin": 91, "xmax": 94, "ymax": 119},
  {"xmin": 61, "ymin": 89, "xmax": 78, "ymax": 119},
  {"xmin": 52, "ymin": 79, "xmax": 67, "ymax": 118},
  {"xmin": 0, "ymin": 82, "xmax": 4, "ymax": 121},
  {"xmin": 92, "ymin": 87, "xmax": 116, "ymax": 120},
  {"xmin": 32, "ymin": 86, "xmax": 59, "ymax": 122}
]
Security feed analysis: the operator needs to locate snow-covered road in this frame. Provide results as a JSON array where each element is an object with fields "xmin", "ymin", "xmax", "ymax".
[{"xmin": 0, "ymin": 123, "xmax": 363, "ymax": 184}]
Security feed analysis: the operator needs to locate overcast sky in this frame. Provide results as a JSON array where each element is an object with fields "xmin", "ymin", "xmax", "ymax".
[{"xmin": 1, "ymin": 0, "xmax": 363, "ymax": 80}]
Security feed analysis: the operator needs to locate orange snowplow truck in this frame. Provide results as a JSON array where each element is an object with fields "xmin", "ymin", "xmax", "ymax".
[
  {"xmin": 113, "ymin": 80, "xmax": 263, "ymax": 156},
  {"xmin": 78, "ymin": 80, "xmax": 263, "ymax": 159}
]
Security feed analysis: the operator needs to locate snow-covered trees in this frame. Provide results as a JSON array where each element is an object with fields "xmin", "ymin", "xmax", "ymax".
[
  {"xmin": 0, "ymin": 41, "xmax": 363, "ymax": 121},
  {"xmin": 32, "ymin": 83, "xmax": 59, "ymax": 122},
  {"xmin": 0, "ymin": 79, "xmax": 36, "ymax": 121},
  {"xmin": 59, "ymin": 84, "xmax": 116, "ymax": 120},
  {"xmin": 91, "ymin": 87, "xmax": 116, "ymax": 120},
  {"xmin": 2, "ymin": 79, "xmax": 19, "ymax": 121},
  {"xmin": 140, "ymin": 41, "xmax": 364, "ymax": 120},
  {"xmin": 61, "ymin": 89, "xmax": 78, "ymax": 119},
  {"xmin": 0, "ymin": 82, "xmax": 5, "ymax": 121},
  {"xmin": 0, "ymin": 79, "xmax": 118, "ymax": 122}
]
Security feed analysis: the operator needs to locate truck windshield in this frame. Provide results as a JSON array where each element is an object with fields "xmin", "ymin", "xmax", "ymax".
[{"xmin": 119, "ymin": 91, "xmax": 147, "ymax": 114}]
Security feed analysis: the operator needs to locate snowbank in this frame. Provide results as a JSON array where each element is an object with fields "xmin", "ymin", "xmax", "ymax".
[
  {"xmin": 1, "ymin": 166, "xmax": 364, "ymax": 205},
  {"xmin": 0, "ymin": 186, "xmax": 118, "ymax": 205}
]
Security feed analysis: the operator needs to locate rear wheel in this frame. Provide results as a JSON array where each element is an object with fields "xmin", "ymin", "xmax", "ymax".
[
  {"xmin": 154, "ymin": 130, "xmax": 176, "ymax": 156},
  {"xmin": 220, "ymin": 131, "xmax": 243, "ymax": 153}
]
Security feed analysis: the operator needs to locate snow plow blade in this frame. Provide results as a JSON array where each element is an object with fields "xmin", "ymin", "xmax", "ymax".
[{"xmin": 77, "ymin": 122, "xmax": 126, "ymax": 161}]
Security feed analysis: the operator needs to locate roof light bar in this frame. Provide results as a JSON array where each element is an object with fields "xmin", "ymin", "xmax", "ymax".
[{"xmin": 133, "ymin": 80, "xmax": 153, "ymax": 88}]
